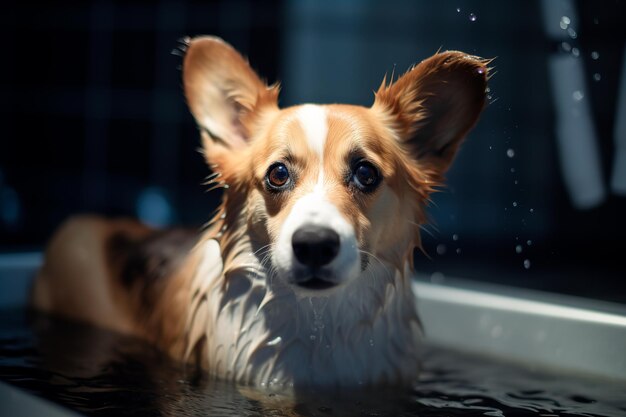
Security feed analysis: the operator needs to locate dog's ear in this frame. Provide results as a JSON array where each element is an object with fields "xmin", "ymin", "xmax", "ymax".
[
  {"xmin": 183, "ymin": 36, "xmax": 278, "ymax": 170},
  {"xmin": 373, "ymin": 51, "xmax": 489, "ymax": 179}
]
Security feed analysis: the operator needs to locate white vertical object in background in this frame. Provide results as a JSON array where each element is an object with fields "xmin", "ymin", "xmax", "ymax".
[
  {"xmin": 611, "ymin": 44, "xmax": 626, "ymax": 195},
  {"xmin": 548, "ymin": 55, "xmax": 606, "ymax": 208},
  {"xmin": 541, "ymin": 0, "xmax": 606, "ymax": 209}
]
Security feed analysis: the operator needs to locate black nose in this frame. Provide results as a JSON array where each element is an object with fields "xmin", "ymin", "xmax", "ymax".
[{"xmin": 292, "ymin": 225, "xmax": 340, "ymax": 268}]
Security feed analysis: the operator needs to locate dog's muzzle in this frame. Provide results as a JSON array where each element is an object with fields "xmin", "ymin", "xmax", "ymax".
[{"xmin": 291, "ymin": 225, "xmax": 340, "ymax": 290}]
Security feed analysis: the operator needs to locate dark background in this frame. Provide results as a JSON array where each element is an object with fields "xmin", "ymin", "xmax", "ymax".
[{"xmin": 1, "ymin": 0, "xmax": 625, "ymax": 302}]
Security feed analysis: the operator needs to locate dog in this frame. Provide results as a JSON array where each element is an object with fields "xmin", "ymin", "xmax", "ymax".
[{"xmin": 32, "ymin": 36, "xmax": 489, "ymax": 389}]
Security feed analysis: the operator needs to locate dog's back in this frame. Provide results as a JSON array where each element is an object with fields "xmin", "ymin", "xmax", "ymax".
[{"xmin": 32, "ymin": 216, "xmax": 200, "ymax": 357}]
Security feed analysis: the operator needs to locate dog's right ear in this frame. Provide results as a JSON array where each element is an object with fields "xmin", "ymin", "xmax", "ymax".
[{"xmin": 183, "ymin": 36, "xmax": 278, "ymax": 171}]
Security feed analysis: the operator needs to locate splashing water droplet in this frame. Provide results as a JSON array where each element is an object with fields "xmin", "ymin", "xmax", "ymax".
[
  {"xmin": 572, "ymin": 47, "xmax": 580, "ymax": 57},
  {"xmin": 591, "ymin": 51, "xmax": 600, "ymax": 60},
  {"xmin": 523, "ymin": 259, "xmax": 531, "ymax": 269},
  {"xmin": 452, "ymin": 234, "xmax": 459, "ymax": 241},
  {"xmin": 491, "ymin": 325, "xmax": 503, "ymax": 338},
  {"xmin": 436, "ymin": 244, "xmax": 447, "ymax": 255},
  {"xmin": 506, "ymin": 148, "xmax": 515, "ymax": 158},
  {"xmin": 515, "ymin": 245, "xmax": 523, "ymax": 254},
  {"xmin": 593, "ymin": 73, "xmax": 601, "ymax": 82},
  {"xmin": 469, "ymin": 13, "xmax": 477, "ymax": 22},
  {"xmin": 572, "ymin": 90, "xmax": 584, "ymax": 101},
  {"xmin": 430, "ymin": 272, "xmax": 445, "ymax": 283},
  {"xmin": 560, "ymin": 16, "xmax": 571, "ymax": 26},
  {"xmin": 567, "ymin": 27, "xmax": 577, "ymax": 39}
]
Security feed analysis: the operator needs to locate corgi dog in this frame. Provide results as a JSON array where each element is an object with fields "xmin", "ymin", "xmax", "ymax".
[{"xmin": 32, "ymin": 36, "xmax": 488, "ymax": 389}]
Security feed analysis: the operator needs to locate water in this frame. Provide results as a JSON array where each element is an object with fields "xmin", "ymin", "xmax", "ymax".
[{"xmin": 1, "ymin": 309, "xmax": 625, "ymax": 417}]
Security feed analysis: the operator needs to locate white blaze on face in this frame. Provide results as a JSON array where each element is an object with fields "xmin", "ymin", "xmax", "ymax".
[{"xmin": 272, "ymin": 105, "xmax": 360, "ymax": 286}]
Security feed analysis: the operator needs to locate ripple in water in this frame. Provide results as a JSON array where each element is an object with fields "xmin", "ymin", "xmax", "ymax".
[{"xmin": 1, "ymin": 309, "xmax": 625, "ymax": 416}]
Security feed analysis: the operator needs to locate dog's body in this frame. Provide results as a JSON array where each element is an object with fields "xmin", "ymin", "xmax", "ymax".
[{"xmin": 32, "ymin": 37, "xmax": 488, "ymax": 388}]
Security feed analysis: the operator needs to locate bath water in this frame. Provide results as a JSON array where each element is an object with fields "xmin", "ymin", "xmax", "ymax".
[{"xmin": 1, "ymin": 308, "xmax": 625, "ymax": 417}]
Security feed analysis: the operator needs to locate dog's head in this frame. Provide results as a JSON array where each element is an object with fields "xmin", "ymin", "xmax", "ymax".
[{"xmin": 183, "ymin": 37, "xmax": 488, "ymax": 295}]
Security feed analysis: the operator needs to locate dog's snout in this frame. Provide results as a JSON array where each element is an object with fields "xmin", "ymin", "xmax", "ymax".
[{"xmin": 292, "ymin": 225, "xmax": 340, "ymax": 268}]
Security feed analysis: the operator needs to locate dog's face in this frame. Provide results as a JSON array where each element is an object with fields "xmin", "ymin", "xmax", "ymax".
[{"xmin": 183, "ymin": 37, "xmax": 488, "ymax": 294}]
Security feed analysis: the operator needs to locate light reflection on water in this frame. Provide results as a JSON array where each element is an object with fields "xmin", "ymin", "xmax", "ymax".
[{"xmin": 1, "ymin": 309, "xmax": 625, "ymax": 417}]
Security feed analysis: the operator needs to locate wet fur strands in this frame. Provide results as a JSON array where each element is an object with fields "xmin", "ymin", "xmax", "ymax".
[{"xmin": 33, "ymin": 36, "xmax": 489, "ymax": 389}]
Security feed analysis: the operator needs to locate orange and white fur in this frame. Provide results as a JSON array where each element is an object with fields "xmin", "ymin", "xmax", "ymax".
[{"xmin": 32, "ymin": 37, "xmax": 488, "ymax": 389}]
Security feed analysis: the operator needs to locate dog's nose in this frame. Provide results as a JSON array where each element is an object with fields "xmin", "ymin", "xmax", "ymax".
[{"xmin": 292, "ymin": 225, "xmax": 340, "ymax": 268}]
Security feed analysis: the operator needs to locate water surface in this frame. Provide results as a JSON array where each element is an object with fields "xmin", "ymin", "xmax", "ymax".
[{"xmin": 1, "ymin": 309, "xmax": 625, "ymax": 416}]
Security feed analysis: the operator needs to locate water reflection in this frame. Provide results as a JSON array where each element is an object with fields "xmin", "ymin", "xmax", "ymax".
[{"xmin": 1, "ymin": 309, "xmax": 625, "ymax": 416}]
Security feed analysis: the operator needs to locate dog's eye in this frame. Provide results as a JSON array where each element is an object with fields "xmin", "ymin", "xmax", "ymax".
[
  {"xmin": 351, "ymin": 161, "xmax": 381, "ymax": 192},
  {"xmin": 266, "ymin": 163, "xmax": 291, "ymax": 190}
]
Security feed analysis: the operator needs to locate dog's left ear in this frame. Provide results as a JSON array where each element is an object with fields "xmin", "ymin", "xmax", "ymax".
[
  {"xmin": 183, "ymin": 36, "xmax": 278, "ymax": 171},
  {"xmin": 373, "ymin": 51, "xmax": 489, "ymax": 178}
]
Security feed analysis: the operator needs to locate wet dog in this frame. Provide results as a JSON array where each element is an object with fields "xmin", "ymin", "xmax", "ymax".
[{"xmin": 33, "ymin": 36, "xmax": 488, "ymax": 388}]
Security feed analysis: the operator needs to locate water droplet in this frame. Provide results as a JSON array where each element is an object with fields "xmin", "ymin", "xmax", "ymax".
[
  {"xmin": 512, "ymin": 201, "xmax": 518, "ymax": 207},
  {"xmin": 572, "ymin": 90, "xmax": 584, "ymax": 101},
  {"xmin": 452, "ymin": 234, "xmax": 459, "ymax": 241},
  {"xmin": 561, "ymin": 41, "xmax": 572, "ymax": 52},
  {"xmin": 529, "ymin": 208, "xmax": 534, "ymax": 213},
  {"xmin": 567, "ymin": 27, "xmax": 577, "ymax": 39},
  {"xmin": 514, "ymin": 180, "xmax": 519, "ymax": 185},
  {"xmin": 506, "ymin": 148, "xmax": 515, "ymax": 158},
  {"xmin": 510, "ymin": 168, "xmax": 516, "ymax": 173},
  {"xmin": 369, "ymin": 339, "xmax": 374, "ymax": 347},
  {"xmin": 136, "ymin": 187, "xmax": 173, "ymax": 227},
  {"xmin": 489, "ymin": 145, "xmax": 493, "ymax": 150},
  {"xmin": 310, "ymin": 334, "xmax": 316, "ymax": 341},
  {"xmin": 436, "ymin": 243, "xmax": 447, "ymax": 255},
  {"xmin": 523, "ymin": 259, "xmax": 531, "ymax": 269},
  {"xmin": 572, "ymin": 47, "xmax": 580, "ymax": 57},
  {"xmin": 593, "ymin": 73, "xmax": 601, "ymax": 82},
  {"xmin": 527, "ymin": 239, "xmax": 533, "ymax": 246},
  {"xmin": 266, "ymin": 336, "xmax": 282, "ymax": 346},
  {"xmin": 456, "ymin": 248, "xmax": 461, "ymax": 254},
  {"xmin": 560, "ymin": 16, "xmax": 571, "ymax": 26},
  {"xmin": 591, "ymin": 51, "xmax": 600, "ymax": 60},
  {"xmin": 430, "ymin": 272, "xmax": 445, "ymax": 283},
  {"xmin": 456, "ymin": 7, "xmax": 461, "ymax": 12},
  {"xmin": 491, "ymin": 325, "xmax": 503, "ymax": 338},
  {"xmin": 469, "ymin": 13, "xmax": 477, "ymax": 22},
  {"xmin": 593, "ymin": 17, "xmax": 599, "ymax": 25},
  {"xmin": 515, "ymin": 245, "xmax": 523, "ymax": 254}
]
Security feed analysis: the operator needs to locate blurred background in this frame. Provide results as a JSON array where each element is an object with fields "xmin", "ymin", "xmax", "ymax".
[{"xmin": 1, "ymin": 0, "xmax": 625, "ymax": 302}]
